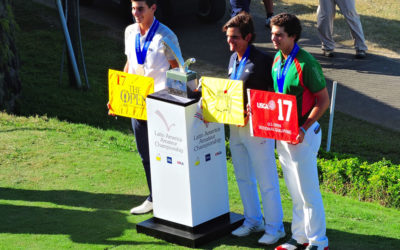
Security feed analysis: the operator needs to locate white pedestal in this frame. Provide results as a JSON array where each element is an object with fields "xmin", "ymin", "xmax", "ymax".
[{"xmin": 146, "ymin": 90, "xmax": 229, "ymax": 227}]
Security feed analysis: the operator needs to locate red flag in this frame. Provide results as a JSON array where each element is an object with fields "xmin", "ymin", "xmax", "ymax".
[{"xmin": 248, "ymin": 89, "xmax": 299, "ymax": 143}]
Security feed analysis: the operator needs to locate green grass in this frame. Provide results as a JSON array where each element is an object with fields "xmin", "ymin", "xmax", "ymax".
[
  {"xmin": 14, "ymin": 0, "xmax": 129, "ymax": 132},
  {"xmin": 1, "ymin": 0, "xmax": 399, "ymax": 249},
  {"xmin": 318, "ymin": 111, "xmax": 400, "ymax": 165},
  {"xmin": 1, "ymin": 113, "xmax": 400, "ymax": 249}
]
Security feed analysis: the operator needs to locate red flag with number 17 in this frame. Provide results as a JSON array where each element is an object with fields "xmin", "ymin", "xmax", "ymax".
[{"xmin": 248, "ymin": 89, "xmax": 299, "ymax": 143}]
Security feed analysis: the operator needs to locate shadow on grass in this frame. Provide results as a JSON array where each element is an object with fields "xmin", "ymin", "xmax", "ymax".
[
  {"xmin": 0, "ymin": 187, "xmax": 167, "ymax": 246},
  {"xmin": 0, "ymin": 204, "xmax": 167, "ymax": 246},
  {"xmin": 1, "ymin": 196, "xmax": 399, "ymax": 250},
  {"xmin": 0, "ymin": 127, "xmax": 57, "ymax": 133},
  {"xmin": 0, "ymin": 187, "xmax": 146, "ymax": 210},
  {"xmin": 201, "ymin": 222, "xmax": 400, "ymax": 250}
]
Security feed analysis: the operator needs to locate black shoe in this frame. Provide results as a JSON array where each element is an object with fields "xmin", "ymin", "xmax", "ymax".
[
  {"xmin": 322, "ymin": 50, "xmax": 334, "ymax": 57},
  {"xmin": 355, "ymin": 50, "xmax": 366, "ymax": 59}
]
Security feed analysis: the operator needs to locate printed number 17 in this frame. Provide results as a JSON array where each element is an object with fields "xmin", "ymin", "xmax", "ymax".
[
  {"xmin": 110, "ymin": 72, "xmax": 127, "ymax": 85},
  {"xmin": 277, "ymin": 99, "xmax": 292, "ymax": 122}
]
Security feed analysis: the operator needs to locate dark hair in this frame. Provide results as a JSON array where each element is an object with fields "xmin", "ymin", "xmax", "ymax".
[
  {"xmin": 222, "ymin": 12, "xmax": 256, "ymax": 44},
  {"xmin": 132, "ymin": 0, "xmax": 156, "ymax": 8},
  {"xmin": 270, "ymin": 13, "xmax": 302, "ymax": 42}
]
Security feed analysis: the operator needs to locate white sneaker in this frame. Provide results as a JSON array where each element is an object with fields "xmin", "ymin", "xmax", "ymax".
[
  {"xmin": 231, "ymin": 223, "xmax": 265, "ymax": 237},
  {"xmin": 258, "ymin": 230, "xmax": 286, "ymax": 245},
  {"xmin": 130, "ymin": 200, "xmax": 153, "ymax": 214}
]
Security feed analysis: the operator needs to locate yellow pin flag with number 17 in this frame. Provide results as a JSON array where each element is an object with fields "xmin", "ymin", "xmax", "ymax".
[
  {"xmin": 108, "ymin": 69, "xmax": 154, "ymax": 120},
  {"xmin": 201, "ymin": 76, "xmax": 244, "ymax": 126}
]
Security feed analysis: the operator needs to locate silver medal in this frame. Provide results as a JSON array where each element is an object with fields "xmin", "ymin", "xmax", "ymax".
[{"xmin": 136, "ymin": 64, "xmax": 145, "ymax": 76}]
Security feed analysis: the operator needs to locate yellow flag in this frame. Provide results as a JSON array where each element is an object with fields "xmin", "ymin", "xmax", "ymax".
[
  {"xmin": 201, "ymin": 77, "xmax": 244, "ymax": 125},
  {"xmin": 108, "ymin": 69, "xmax": 154, "ymax": 120}
]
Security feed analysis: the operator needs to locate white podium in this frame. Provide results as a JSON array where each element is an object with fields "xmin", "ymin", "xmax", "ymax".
[{"xmin": 136, "ymin": 90, "xmax": 243, "ymax": 247}]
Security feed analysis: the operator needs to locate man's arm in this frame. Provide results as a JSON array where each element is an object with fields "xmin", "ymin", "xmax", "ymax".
[
  {"xmin": 297, "ymin": 87, "xmax": 330, "ymax": 143},
  {"xmin": 123, "ymin": 60, "xmax": 129, "ymax": 73}
]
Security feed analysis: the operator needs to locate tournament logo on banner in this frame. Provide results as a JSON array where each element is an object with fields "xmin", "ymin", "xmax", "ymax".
[
  {"xmin": 108, "ymin": 69, "xmax": 154, "ymax": 120},
  {"xmin": 201, "ymin": 77, "xmax": 244, "ymax": 125},
  {"xmin": 248, "ymin": 89, "xmax": 299, "ymax": 143}
]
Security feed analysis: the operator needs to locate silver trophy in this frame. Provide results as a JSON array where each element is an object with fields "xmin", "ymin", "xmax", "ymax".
[{"xmin": 162, "ymin": 38, "xmax": 199, "ymax": 99}]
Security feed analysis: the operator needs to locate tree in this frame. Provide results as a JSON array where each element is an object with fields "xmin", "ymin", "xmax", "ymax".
[{"xmin": 0, "ymin": 0, "xmax": 21, "ymax": 113}]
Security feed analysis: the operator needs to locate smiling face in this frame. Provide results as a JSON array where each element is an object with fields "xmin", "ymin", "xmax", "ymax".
[
  {"xmin": 226, "ymin": 27, "xmax": 250, "ymax": 56},
  {"xmin": 271, "ymin": 25, "xmax": 297, "ymax": 57},
  {"xmin": 131, "ymin": 1, "xmax": 156, "ymax": 26}
]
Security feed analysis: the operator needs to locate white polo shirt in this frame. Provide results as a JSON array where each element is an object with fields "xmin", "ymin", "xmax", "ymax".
[{"xmin": 124, "ymin": 18, "xmax": 181, "ymax": 92}]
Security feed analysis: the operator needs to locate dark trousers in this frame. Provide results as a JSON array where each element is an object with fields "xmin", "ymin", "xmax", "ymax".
[
  {"xmin": 131, "ymin": 118, "xmax": 152, "ymax": 202},
  {"xmin": 230, "ymin": 0, "xmax": 251, "ymax": 17}
]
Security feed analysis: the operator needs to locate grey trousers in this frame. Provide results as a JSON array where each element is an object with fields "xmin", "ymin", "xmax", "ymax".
[{"xmin": 317, "ymin": 0, "xmax": 368, "ymax": 51}]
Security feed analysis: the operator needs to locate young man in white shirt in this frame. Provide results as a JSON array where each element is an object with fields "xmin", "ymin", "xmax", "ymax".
[
  {"xmin": 223, "ymin": 12, "xmax": 285, "ymax": 245},
  {"xmin": 122, "ymin": 0, "xmax": 181, "ymax": 215}
]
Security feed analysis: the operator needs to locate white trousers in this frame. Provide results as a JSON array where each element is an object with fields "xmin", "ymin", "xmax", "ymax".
[
  {"xmin": 230, "ymin": 124, "xmax": 284, "ymax": 235},
  {"xmin": 317, "ymin": 0, "xmax": 367, "ymax": 51},
  {"xmin": 276, "ymin": 122, "xmax": 328, "ymax": 247}
]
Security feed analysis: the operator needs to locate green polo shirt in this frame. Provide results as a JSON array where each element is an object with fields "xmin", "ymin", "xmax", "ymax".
[{"xmin": 271, "ymin": 47, "xmax": 326, "ymax": 126}]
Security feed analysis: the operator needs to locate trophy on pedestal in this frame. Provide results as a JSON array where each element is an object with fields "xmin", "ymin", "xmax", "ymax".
[
  {"xmin": 136, "ymin": 38, "xmax": 243, "ymax": 248},
  {"xmin": 163, "ymin": 38, "xmax": 200, "ymax": 99}
]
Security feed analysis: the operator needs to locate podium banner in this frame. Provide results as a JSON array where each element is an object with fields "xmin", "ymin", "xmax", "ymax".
[
  {"xmin": 147, "ymin": 96, "xmax": 229, "ymax": 227},
  {"xmin": 108, "ymin": 69, "xmax": 154, "ymax": 120},
  {"xmin": 248, "ymin": 89, "xmax": 299, "ymax": 142},
  {"xmin": 201, "ymin": 77, "xmax": 244, "ymax": 125}
]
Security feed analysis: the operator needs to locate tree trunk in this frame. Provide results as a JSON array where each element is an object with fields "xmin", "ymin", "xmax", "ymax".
[{"xmin": 0, "ymin": 0, "xmax": 21, "ymax": 113}]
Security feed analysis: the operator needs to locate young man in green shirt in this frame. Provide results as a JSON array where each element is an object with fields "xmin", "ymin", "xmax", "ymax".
[{"xmin": 270, "ymin": 13, "xmax": 330, "ymax": 250}]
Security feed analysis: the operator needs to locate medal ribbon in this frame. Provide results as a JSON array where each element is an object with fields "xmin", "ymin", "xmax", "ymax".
[
  {"xmin": 230, "ymin": 46, "xmax": 250, "ymax": 80},
  {"xmin": 135, "ymin": 18, "xmax": 160, "ymax": 65},
  {"xmin": 277, "ymin": 43, "xmax": 299, "ymax": 93}
]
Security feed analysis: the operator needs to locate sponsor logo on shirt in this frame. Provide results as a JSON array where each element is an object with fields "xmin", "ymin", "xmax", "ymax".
[{"xmin": 167, "ymin": 156, "xmax": 172, "ymax": 164}]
